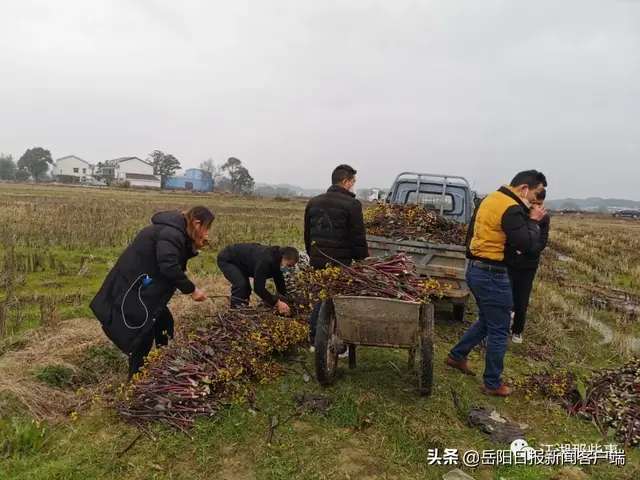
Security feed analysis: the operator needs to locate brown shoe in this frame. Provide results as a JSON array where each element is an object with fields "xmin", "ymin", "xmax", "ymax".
[
  {"xmin": 483, "ymin": 384, "xmax": 513, "ymax": 397},
  {"xmin": 444, "ymin": 356, "xmax": 477, "ymax": 376}
]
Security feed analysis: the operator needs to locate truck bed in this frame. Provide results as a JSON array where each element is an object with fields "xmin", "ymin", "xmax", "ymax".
[{"xmin": 366, "ymin": 235, "xmax": 469, "ymax": 301}]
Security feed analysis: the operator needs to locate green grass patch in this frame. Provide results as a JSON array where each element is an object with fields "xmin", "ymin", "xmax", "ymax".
[
  {"xmin": 34, "ymin": 365, "xmax": 75, "ymax": 390},
  {"xmin": 80, "ymin": 345, "xmax": 126, "ymax": 382},
  {"xmin": 0, "ymin": 418, "xmax": 50, "ymax": 461}
]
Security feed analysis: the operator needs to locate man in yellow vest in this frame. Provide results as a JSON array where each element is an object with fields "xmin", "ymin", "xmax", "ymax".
[{"xmin": 445, "ymin": 170, "xmax": 548, "ymax": 396}]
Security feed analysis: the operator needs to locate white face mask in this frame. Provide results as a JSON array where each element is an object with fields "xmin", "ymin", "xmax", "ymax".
[{"xmin": 345, "ymin": 180, "xmax": 355, "ymax": 193}]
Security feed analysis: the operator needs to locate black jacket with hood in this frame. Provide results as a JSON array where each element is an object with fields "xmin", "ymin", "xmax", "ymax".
[
  {"xmin": 304, "ymin": 185, "xmax": 368, "ymax": 270},
  {"xmin": 507, "ymin": 214, "xmax": 550, "ymax": 269},
  {"xmin": 89, "ymin": 211, "xmax": 198, "ymax": 355},
  {"xmin": 218, "ymin": 243, "xmax": 287, "ymax": 306}
]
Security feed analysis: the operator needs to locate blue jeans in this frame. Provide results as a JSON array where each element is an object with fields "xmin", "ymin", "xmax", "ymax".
[{"xmin": 449, "ymin": 263, "xmax": 513, "ymax": 389}]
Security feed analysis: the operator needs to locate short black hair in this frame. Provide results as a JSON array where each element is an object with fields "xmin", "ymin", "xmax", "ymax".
[
  {"xmin": 510, "ymin": 170, "xmax": 547, "ymax": 189},
  {"xmin": 331, "ymin": 164, "xmax": 357, "ymax": 185},
  {"xmin": 536, "ymin": 188, "xmax": 546, "ymax": 201},
  {"xmin": 281, "ymin": 247, "xmax": 299, "ymax": 262}
]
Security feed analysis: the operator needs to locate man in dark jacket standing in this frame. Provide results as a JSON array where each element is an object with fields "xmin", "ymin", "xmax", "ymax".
[
  {"xmin": 217, "ymin": 243, "xmax": 299, "ymax": 314},
  {"xmin": 507, "ymin": 188, "xmax": 550, "ymax": 344},
  {"xmin": 304, "ymin": 164, "xmax": 368, "ymax": 345},
  {"xmin": 89, "ymin": 207, "xmax": 214, "ymax": 380}
]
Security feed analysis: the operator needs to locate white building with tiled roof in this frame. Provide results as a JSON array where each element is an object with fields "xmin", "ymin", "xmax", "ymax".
[
  {"xmin": 52, "ymin": 155, "xmax": 93, "ymax": 182},
  {"xmin": 100, "ymin": 156, "xmax": 160, "ymax": 188}
]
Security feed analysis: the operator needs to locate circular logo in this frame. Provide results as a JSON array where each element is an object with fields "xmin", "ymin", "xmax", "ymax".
[
  {"xmin": 510, "ymin": 439, "xmax": 536, "ymax": 462},
  {"xmin": 510, "ymin": 439, "xmax": 528, "ymax": 452}
]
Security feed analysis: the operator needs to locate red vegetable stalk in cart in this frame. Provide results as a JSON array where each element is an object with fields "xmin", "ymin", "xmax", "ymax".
[{"xmin": 292, "ymin": 253, "xmax": 448, "ymax": 307}]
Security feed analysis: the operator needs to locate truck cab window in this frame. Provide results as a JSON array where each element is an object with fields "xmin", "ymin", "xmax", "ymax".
[{"xmin": 406, "ymin": 192, "xmax": 454, "ymax": 212}]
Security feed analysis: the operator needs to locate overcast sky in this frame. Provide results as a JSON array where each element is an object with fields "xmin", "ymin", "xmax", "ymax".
[{"xmin": 1, "ymin": 0, "xmax": 638, "ymax": 198}]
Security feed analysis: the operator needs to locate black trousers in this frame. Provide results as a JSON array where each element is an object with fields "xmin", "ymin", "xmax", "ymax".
[
  {"xmin": 217, "ymin": 252, "xmax": 251, "ymax": 309},
  {"xmin": 508, "ymin": 267, "xmax": 538, "ymax": 335},
  {"xmin": 128, "ymin": 306, "xmax": 174, "ymax": 379}
]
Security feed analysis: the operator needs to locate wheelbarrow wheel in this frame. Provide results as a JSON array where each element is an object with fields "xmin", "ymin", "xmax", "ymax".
[
  {"xmin": 315, "ymin": 299, "xmax": 340, "ymax": 386},
  {"xmin": 418, "ymin": 338, "xmax": 434, "ymax": 396}
]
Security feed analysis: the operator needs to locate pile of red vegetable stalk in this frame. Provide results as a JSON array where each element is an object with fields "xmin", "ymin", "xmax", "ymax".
[
  {"xmin": 364, "ymin": 203, "xmax": 468, "ymax": 245},
  {"xmin": 568, "ymin": 358, "xmax": 640, "ymax": 448},
  {"xmin": 294, "ymin": 253, "xmax": 446, "ymax": 304},
  {"xmin": 117, "ymin": 308, "xmax": 309, "ymax": 437}
]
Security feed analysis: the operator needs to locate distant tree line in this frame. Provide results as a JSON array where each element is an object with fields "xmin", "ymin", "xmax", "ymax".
[
  {"xmin": 0, "ymin": 148, "xmax": 53, "ymax": 181},
  {"xmin": 198, "ymin": 157, "xmax": 255, "ymax": 194},
  {"xmin": 1, "ymin": 146, "xmax": 258, "ymax": 195}
]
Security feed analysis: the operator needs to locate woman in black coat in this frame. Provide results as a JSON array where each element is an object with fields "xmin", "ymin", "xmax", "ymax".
[{"xmin": 89, "ymin": 206, "xmax": 214, "ymax": 379}]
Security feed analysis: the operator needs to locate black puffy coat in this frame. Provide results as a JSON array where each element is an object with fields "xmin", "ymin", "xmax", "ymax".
[
  {"xmin": 218, "ymin": 243, "xmax": 287, "ymax": 306},
  {"xmin": 508, "ymin": 215, "xmax": 551, "ymax": 269},
  {"xmin": 89, "ymin": 211, "xmax": 198, "ymax": 355},
  {"xmin": 304, "ymin": 185, "xmax": 368, "ymax": 270}
]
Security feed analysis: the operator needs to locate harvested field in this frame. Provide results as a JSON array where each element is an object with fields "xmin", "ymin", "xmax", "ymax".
[{"xmin": 1, "ymin": 184, "xmax": 639, "ymax": 479}]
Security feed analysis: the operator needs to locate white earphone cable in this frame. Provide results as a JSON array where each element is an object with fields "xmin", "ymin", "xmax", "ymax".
[{"xmin": 121, "ymin": 274, "xmax": 151, "ymax": 330}]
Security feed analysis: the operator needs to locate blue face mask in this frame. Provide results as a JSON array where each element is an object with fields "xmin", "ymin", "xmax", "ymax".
[{"xmin": 280, "ymin": 265, "xmax": 293, "ymax": 273}]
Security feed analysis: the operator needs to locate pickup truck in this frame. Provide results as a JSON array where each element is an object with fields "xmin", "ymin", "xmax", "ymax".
[
  {"xmin": 366, "ymin": 172, "xmax": 474, "ymax": 321},
  {"xmin": 613, "ymin": 209, "xmax": 640, "ymax": 219},
  {"xmin": 367, "ymin": 188, "xmax": 388, "ymax": 203}
]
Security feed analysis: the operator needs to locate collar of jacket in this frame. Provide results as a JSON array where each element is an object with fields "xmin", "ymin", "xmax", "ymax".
[
  {"xmin": 498, "ymin": 185, "xmax": 529, "ymax": 212},
  {"xmin": 269, "ymin": 246, "xmax": 282, "ymax": 264},
  {"xmin": 327, "ymin": 185, "xmax": 356, "ymax": 198}
]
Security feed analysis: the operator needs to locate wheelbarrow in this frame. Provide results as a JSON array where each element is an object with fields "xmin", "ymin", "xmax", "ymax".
[{"xmin": 314, "ymin": 295, "xmax": 435, "ymax": 396}]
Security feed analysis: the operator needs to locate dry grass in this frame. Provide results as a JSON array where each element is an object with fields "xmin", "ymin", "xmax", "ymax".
[
  {"xmin": 168, "ymin": 275, "xmax": 235, "ymax": 318},
  {"xmin": 0, "ymin": 318, "xmax": 109, "ymax": 423},
  {"xmin": 551, "ymin": 216, "xmax": 640, "ymax": 288},
  {"xmin": 610, "ymin": 329, "xmax": 634, "ymax": 360}
]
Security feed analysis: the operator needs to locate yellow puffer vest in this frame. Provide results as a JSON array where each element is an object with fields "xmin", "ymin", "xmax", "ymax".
[{"xmin": 469, "ymin": 185, "xmax": 522, "ymax": 263}]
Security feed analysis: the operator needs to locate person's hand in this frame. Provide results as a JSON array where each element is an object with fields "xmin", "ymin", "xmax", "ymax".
[
  {"xmin": 191, "ymin": 288, "xmax": 208, "ymax": 302},
  {"xmin": 276, "ymin": 300, "xmax": 291, "ymax": 315},
  {"xmin": 530, "ymin": 205, "xmax": 547, "ymax": 221}
]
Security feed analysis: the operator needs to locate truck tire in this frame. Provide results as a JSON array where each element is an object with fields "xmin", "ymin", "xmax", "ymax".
[
  {"xmin": 452, "ymin": 304, "xmax": 466, "ymax": 322},
  {"xmin": 418, "ymin": 338, "xmax": 434, "ymax": 396},
  {"xmin": 314, "ymin": 299, "xmax": 340, "ymax": 386}
]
